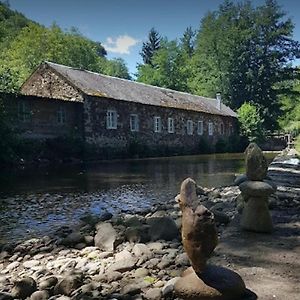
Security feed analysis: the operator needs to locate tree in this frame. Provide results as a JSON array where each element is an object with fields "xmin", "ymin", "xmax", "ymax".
[
  {"xmin": 189, "ymin": 0, "xmax": 300, "ymax": 131},
  {"xmin": 140, "ymin": 27, "xmax": 161, "ymax": 65},
  {"xmin": 0, "ymin": 22, "xmax": 130, "ymax": 89},
  {"xmin": 137, "ymin": 39, "xmax": 189, "ymax": 91},
  {"xmin": 180, "ymin": 26, "xmax": 196, "ymax": 58},
  {"xmin": 104, "ymin": 58, "xmax": 131, "ymax": 80},
  {"xmin": 237, "ymin": 102, "xmax": 263, "ymax": 141}
]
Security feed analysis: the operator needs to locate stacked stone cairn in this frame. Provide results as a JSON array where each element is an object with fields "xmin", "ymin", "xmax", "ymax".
[
  {"xmin": 239, "ymin": 143, "xmax": 275, "ymax": 233},
  {"xmin": 174, "ymin": 178, "xmax": 248, "ymax": 300}
]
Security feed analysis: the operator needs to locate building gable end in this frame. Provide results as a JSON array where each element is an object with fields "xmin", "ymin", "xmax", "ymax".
[{"xmin": 21, "ymin": 63, "xmax": 84, "ymax": 102}]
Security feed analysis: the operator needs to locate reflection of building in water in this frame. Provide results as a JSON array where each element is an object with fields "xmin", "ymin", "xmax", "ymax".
[{"xmin": 3, "ymin": 61, "xmax": 237, "ymax": 158}]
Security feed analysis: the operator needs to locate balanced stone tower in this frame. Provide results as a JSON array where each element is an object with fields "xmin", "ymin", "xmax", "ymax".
[
  {"xmin": 174, "ymin": 178, "xmax": 248, "ymax": 300},
  {"xmin": 239, "ymin": 143, "xmax": 274, "ymax": 233}
]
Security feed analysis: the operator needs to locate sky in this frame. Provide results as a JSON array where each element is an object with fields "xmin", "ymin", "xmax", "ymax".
[{"xmin": 8, "ymin": 0, "xmax": 300, "ymax": 77}]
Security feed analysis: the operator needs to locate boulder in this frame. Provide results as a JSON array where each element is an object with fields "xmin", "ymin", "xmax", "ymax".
[
  {"xmin": 124, "ymin": 225, "xmax": 150, "ymax": 243},
  {"xmin": 174, "ymin": 266, "xmax": 246, "ymax": 300},
  {"xmin": 60, "ymin": 232, "xmax": 84, "ymax": 247},
  {"xmin": 245, "ymin": 143, "xmax": 268, "ymax": 181},
  {"xmin": 11, "ymin": 277, "xmax": 37, "ymax": 299},
  {"xmin": 147, "ymin": 217, "xmax": 179, "ymax": 241},
  {"xmin": 94, "ymin": 222, "xmax": 117, "ymax": 251}
]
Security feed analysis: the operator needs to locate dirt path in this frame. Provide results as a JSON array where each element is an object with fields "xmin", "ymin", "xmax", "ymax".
[{"xmin": 210, "ymin": 156, "xmax": 300, "ymax": 300}]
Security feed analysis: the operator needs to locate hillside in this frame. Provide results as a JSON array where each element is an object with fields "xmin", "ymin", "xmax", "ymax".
[{"xmin": 0, "ymin": 1, "xmax": 130, "ymax": 92}]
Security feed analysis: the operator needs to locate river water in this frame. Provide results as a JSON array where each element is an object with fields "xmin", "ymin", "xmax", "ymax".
[{"xmin": 0, "ymin": 153, "xmax": 276, "ymax": 243}]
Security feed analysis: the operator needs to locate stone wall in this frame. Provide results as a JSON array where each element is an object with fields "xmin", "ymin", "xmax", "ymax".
[
  {"xmin": 84, "ymin": 96, "xmax": 237, "ymax": 157},
  {"xmin": 3, "ymin": 93, "xmax": 83, "ymax": 139}
]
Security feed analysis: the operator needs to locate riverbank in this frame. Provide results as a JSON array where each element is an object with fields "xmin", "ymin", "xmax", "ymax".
[{"xmin": 0, "ymin": 152, "xmax": 299, "ymax": 299}]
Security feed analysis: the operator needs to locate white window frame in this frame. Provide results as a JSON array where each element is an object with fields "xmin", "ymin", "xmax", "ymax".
[
  {"xmin": 154, "ymin": 116, "xmax": 162, "ymax": 133},
  {"xmin": 208, "ymin": 121, "xmax": 214, "ymax": 136},
  {"xmin": 187, "ymin": 120, "xmax": 193, "ymax": 135},
  {"xmin": 130, "ymin": 114, "xmax": 139, "ymax": 132},
  {"xmin": 197, "ymin": 120, "xmax": 203, "ymax": 135},
  {"xmin": 57, "ymin": 106, "xmax": 66, "ymax": 124},
  {"xmin": 106, "ymin": 110, "xmax": 117, "ymax": 129},
  {"xmin": 168, "ymin": 117, "xmax": 174, "ymax": 133}
]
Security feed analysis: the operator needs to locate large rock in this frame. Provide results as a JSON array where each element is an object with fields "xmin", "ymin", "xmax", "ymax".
[
  {"xmin": 94, "ymin": 222, "xmax": 117, "ymax": 251},
  {"xmin": 147, "ymin": 217, "xmax": 179, "ymax": 241},
  {"xmin": 11, "ymin": 277, "xmax": 37, "ymax": 299},
  {"xmin": 179, "ymin": 178, "xmax": 218, "ymax": 273},
  {"xmin": 174, "ymin": 266, "xmax": 246, "ymax": 300},
  {"xmin": 245, "ymin": 143, "xmax": 268, "ymax": 181}
]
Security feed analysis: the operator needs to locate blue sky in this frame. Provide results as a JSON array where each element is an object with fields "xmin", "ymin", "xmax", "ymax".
[{"xmin": 9, "ymin": 0, "xmax": 300, "ymax": 77}]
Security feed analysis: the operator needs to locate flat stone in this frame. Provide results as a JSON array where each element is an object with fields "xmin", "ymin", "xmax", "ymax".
[
  {"xmin": 107, "ymin": 257, "xmax": 137, "ymax": 273},
  {"xmin": 239, "ymin": 181, "xmax": 274, "ymax": 197},
  {"xmin": 175, "ymin": 266, "xmax": 246, "ymax": 300}
]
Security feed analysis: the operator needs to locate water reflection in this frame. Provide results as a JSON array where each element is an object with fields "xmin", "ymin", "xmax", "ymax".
[{"xmin": 0, "ymin": 153, "xmax": 276, "ymax": 243}]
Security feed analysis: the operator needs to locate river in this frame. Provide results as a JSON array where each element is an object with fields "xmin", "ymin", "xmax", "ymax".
[{"xmin": 0, "ymin": 153, "xmax": 276, "ymax": 243}]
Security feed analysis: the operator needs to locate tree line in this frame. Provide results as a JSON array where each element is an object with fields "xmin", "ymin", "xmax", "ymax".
[{"xmin": 137, "ymin": 0, "xmax": 300, "ymax": 140}]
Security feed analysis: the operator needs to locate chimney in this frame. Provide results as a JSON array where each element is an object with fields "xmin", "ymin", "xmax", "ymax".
[{"xmin": 216, "ymin": 93, "xmax": 222, "ymax": 110}]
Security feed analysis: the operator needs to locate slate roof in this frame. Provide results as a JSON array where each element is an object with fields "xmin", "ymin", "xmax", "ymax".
[{"xmin": 30, "ymin": 61, "xmax": 237, "ymax": 117}]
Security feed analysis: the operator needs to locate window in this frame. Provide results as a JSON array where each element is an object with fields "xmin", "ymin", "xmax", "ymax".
[
  {"xmin": 57, "ymin": 106, "xmax": 66, "ymax": 124},
  {"xmin": 197, "ymin": 121, "xmax": 203, "ymax": 135},
  {"xmin": 18, "ymin": 101, "xmax": 31, "ymax": 122},
  {"xmin": 168, "ymin": 117, "xmax": 174, "ymax": 133},
  {"xmin": 130, "ymin": 114, "xmax": 139, "ymax": 132},
  {"xmin": 220, "ymin": 123, "xmax": 225, "ymax": 135},
  {"xmin": 229, "ymin": 124, "xmax": 234, "ymax": 135},
  {"xmin": 208, "ymin": 121, "xmax": 214, "ymax": 136},
  {"xmin": 187, "ymin": 120, "xmax": 193, "ymax": 135},
  {"xmin": 154, "ymin": 116, "xmax": 162, "ymax": 133},
  {"xmin": 106, "ymin": 110, "xmax": 117, "ymax": 129}
]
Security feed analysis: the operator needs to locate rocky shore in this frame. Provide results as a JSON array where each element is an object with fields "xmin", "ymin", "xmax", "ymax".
[{"xmin": 0, "ymin": 151, "xmax": 299, "ymax": 300}]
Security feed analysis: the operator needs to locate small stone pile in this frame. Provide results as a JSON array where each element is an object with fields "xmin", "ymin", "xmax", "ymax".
[
  {"xmin": 239, "ymin": 143, "xmax": 275, "ymax": 233},
  {"xmin": 174, "ymin": 178, "xmax": 248, "ymax": 300}
]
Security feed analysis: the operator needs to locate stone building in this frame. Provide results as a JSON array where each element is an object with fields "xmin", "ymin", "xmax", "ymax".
[{"xmin": 11, "ymin": 61, "xmax": 237, "ymax": 157}]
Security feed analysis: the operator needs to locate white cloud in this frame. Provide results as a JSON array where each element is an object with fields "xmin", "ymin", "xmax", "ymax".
[{"xmin": 103, "ymin": 35, "xmax": 139, "ymax": 55}]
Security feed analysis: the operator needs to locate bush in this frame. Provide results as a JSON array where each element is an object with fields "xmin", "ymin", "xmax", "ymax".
[{"xmin": 237, "ymin": 102, "xmax": 263, "ymax": 142}]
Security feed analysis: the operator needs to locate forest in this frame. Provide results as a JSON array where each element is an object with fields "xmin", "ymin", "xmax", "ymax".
[{"xmin": 0, "ymin": 0, "xmax": 300, "ymax": 163}]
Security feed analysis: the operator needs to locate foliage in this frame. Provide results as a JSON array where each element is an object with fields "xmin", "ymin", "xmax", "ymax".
[
  {"xmin": 137, "ymin": 39, "xmax": 191, "ymax": 91},
  {"xmin": 104, "ymin": 58, "xmax": 131, "ymax": 80},
  {"xmin": 140, "ymin": 27, "xmax": 161, "ymax": 65},
  {"xmin": 279, "ymin": 79, "xmax": 300, "ymax": 135},
  {"xmin": 0, "ymin": 3, "xmax": 130, "ymax": 91},
  {"xmin": 295, "ymin": 135, "xmax": 300, "ymax": 153},
  {"xmin": 237, "ymin": 102, "xmax": 263, "ymax": 142}
]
